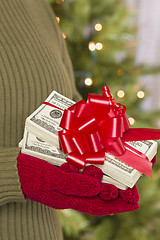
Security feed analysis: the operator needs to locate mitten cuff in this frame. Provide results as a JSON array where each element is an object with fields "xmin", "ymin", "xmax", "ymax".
[{"xmin": 17, "ymin": 153, "xmax": 49, "ymax": 199}]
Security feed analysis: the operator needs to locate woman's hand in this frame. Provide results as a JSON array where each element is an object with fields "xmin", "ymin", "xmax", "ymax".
[{"xmin": 17, "ymin": 153, "xmax": 139, "ymax": 216}]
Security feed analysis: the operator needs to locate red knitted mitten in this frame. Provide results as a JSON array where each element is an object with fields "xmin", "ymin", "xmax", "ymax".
[
  {"xmin": 17, "ymin": 153, "xmax": 101, "ymax": 198},
  {"xmin": 17, "ymin": 153, "xmax": 139, "ymax": 216}
]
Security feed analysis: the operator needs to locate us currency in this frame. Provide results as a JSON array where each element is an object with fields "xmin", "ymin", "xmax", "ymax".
[
  {"xmin": 102, "ymin": 174, "xmax": 127, "ymax": 190},
  {"xmin": 94, "ymin": 140, "xmax": 157, "ymax": 188},
  {"xmin": 26, "ymin": 91, "xmax": 75, "ymax": 147},
  {"xmin": 23, "ymin": 91, "xmax": 158, "ymax": 189},
  {"xmin": 20, "ymin": 129, "xmax": 128, "ymax": 190},
  {"xmin": 21, "ymin": 129, "xmax": 66, "ymax": 167}
]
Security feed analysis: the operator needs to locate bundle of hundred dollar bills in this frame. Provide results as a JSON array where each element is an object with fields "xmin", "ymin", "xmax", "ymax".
[{"xmin": 19, "ymin": 91, "xmax": 158, "ymax": 190}]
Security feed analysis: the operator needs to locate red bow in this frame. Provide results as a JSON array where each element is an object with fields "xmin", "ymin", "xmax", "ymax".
[
  {"xmin": 58, "ymin": 86, "xmax": 160, "ymax": 177},
  {"xmin": 42, "ymin": 87, "xmax": 160, "ymax": 176},
  {"xmin": 58, "ymin": 87, "xmax": 130, "ymax": 168},
  {"xmin": 57, "ymin": 86, "xmax": 160, "ymax": 177}
]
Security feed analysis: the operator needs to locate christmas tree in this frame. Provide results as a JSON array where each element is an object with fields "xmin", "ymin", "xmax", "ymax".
[{"xmin": 48, "ymin": 1, "xmax": 160, "ymax": 239}]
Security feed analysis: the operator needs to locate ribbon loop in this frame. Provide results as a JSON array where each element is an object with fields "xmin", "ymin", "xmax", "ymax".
[
  {"xmin": 59, "ymin": 109, "xmax": 74, "ymax": 130},
  {"xmin": 99, "ymin": 117, "xmax": 123, "ymax": 139},
  {"xmin": 66, "ymin": 152, "xmax": 85, "ymax": 169},
  {"xmin": 74, "ymin": 100, "xmax": 91, "ymax": 118},
  {"xmin": 71, "ymin": 134, "xmax": 87, "ymax": 155},
  {"xmin": 87, "ymin": 94, "xmax": 110, "ymax": 121},
  {"xmin": 58, "ymin": 130, "xmax": 74, "ymax": 154},
  {"xmin": 86, "ymin": 131, "xmax": 104, "ymax": 153},
  {"xmin": 85, "ymin": 150, "xmax": 105, "ymax": 164},
  {"xmin": 104, "ymin": 137, "xmax": 126, "ymax": 156}
]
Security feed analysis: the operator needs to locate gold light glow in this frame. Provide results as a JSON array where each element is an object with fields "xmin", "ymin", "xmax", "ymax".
[
  {"xmin": 88, "ymin": 42, "xmax": 96, "ymax": 51},
  {"xmin": 117, "ymin": 90, "xmax": 125, "ymax": 98},
  {"xmin": 62, "ymin": 33, "xmax": 66, "ymax": 39},
  {"xmin": 128, "ymin": 117, "xmax": 135, "ymax": 125},
  {"xmin": 95, "ymin": 23, "xmax": 103, "ymax": 31},
  {"xmin": 117, "ymin": 69, "xmax": 124, "ymax": 76},
  {"xmin": 84, "ymin": 78, "xmax": 93, "ymax": 86},
  {"xmin": 137, "ymin": 90, "xmax": 145, "ymax": 99},
  {"xmin": 56, "ymin": 17, "xmax": 60, "ymax": 23},
  {"xmin": 56, "ymin": 0, "xmax": 64, "ymax": 4},
  {"xmin": 95, "ymin": 42, "xmax": 103, "ymax": 50}
]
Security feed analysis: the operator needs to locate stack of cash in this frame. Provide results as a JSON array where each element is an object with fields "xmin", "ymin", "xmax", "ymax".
[
  {"xmin": 19, "ymin": 90, "xmax": 158, "ymax": 190},
  {"xmin": 25, "ymin": 91, "xmax": 75, "ymax": 148},
  {"xmin": 20, "ymin": 129, "xmax": 66, "ymax": 167},
  {"xmin": 94, "ymin": 140, "xmax": 157, "ymax": 188}
]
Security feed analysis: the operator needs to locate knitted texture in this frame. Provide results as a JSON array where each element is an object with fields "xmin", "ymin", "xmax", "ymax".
[
  {"xmin": 119, "ymin": 185, "xmax": 139, "ymax": 203},
  {"xmin": 100, "ymin": 183, "xmax": 119, "ymax": 201},
  {"xmin": 82, "ymin": 165, "xmax": 103, "ymax": 182},
  {"xmin": 17, "ymin": 153, "xmax": 101, "ymax": 197},
  {"xmin": 0, "ymin": 0, "xmax": 80, "ymax": 238},
  {"xmin": 17, "ymin": 153, "xmax": 139, "ymax": 216}
]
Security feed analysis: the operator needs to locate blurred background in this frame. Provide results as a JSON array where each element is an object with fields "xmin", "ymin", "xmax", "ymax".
[{"xmin": 48, "ymin": 0, "xmax": 160, "ymax": 239}]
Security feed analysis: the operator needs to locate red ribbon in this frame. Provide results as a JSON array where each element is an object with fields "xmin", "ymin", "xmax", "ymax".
[
  {"xmin": 58, "ymin": 86, "xmax": 131, "ymax": 169},
  {"xmin": 44, "ymin": 87, "xmax": 160, "ymax": 176}
]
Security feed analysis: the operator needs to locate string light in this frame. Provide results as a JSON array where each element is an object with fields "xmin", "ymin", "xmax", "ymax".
[
  {"xmin": 117, "ymin": 90, "xmax": 125, "ymax": 98},
  {"xmin": 88, "ymin": 42, "xmax": 96, "ymax": 51},
  {"xmin": 95, "ymin": 42, "xmax": 103, "ymax": 50},
  {"xmin": 62, "ymin": 33, "xmax": 66, "ymax": 39},
  {"xmin": 128, "ymin": 117, "xmax": 135, "ymax": 125},
  {"xmin": 84, "ymin": 77, "xmax": 93, "ymax": 86},
  {"xmin": 137, "ymin": 90, "xmax": 145, "ymax": 99},
  {"xmin": 56, "ymin": 17, "xmax": 60, "ymax": 24},
  {"xmin": 95, "ymin": 23, "xmax": 103, "ymax": 32}
]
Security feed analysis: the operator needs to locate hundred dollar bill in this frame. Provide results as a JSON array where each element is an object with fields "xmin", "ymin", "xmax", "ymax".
[
  {"xmin": 26, "ymin": 91, "xmax": 75, "ymax": 147},
  {"xmin": 94, "ymin": 140, "xmax": 157, "ymax": 188},
  {"xmin": 102, "ymin": 174, "xmax": 127, "ymax": 190},
  {"xmin": 21, "ymin": 131, "xmax": 157, "ymax": 189},
  {"xmin": 20, "ymin": 129, "xmax": 128, "ymax": 190},
  {"xmin": 21, "ymin": 129, "xmax": 66, "ymax": 167},
  {"xmin": 22, "ymin": 91, "xmax": 158, "ymax": 189}
]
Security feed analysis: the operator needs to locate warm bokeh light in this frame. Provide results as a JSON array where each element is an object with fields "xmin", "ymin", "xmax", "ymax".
[
  {"xmin": 137, "ymin": 90, "xmax": 145, "ymax": 99},
  {"xmin": 56, "ymin": 17, "xmax": 60, "ymax": 23},
  {"xmin": 95, "ymin": 23, "xmax": 103, "ymax": 31},
  {"xmin": 62, "ymin": 33, "xmax": 66, "ymax": 39},
  {"xmin": 128, "ymin": 117, "xmax": 135, "ymax": 125},
  {"xmin": 88, "ymin": 42, "xmax": 96, "ymax": 51},
  {"xmin": 56, "ymin": 0, "xmax": 64, "ymax": 4},
  {"xmin": 117, "ymin": 90, "xmax": 125, "ymax": 98},
  {"xmin": 117, "ymin": 69, "xmax": 124, "ymax": 76},
  {"xmin": 95, "ymin": 42, "xmax": 103, "ymax": 50},
  {"xmin": 84, "ymin": 77, "xmax": 93, "ymax": 86}
]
